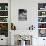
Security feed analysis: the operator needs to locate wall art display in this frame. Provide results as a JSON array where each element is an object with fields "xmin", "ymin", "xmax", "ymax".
[
  {"xmin": 38, "ymin": 29, "xmax": 46, "ymax": 37},
  {"xmin": 18, "ymin": 9, "xmax": 27, "ymax": 21}
]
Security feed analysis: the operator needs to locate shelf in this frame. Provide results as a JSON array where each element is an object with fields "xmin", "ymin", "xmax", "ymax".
[
  {"xmin": 0, "ymin": 16, "xmax": 8, "ymax": 17},
  {"xmin": 38, "ymin": 22, "xmax": 46, "ymax": 23},
  {"xmin": 0, "ymin": 3, "xmax": 8, "ymax": 37},
  {"xmin": 0, "ymin": 22, "xmax": 8, "ymax": 23},
  {"xmin": 38, "ymin": 28, "xmax": 46, "ymax": 29},
  {"xmin": 38, "ymin": 3, "xmax": 46, "ymax": 37},
  {"xmin": 38, "ymin": 10, "xmax": 46, "ymax": 11},
  {"xmin": 38, "ymin": 16, "xmax": 46, "ymax": 17},
  {"xmin": 0, "ymin": 10, "xmax": 8, "ymax": 11}
]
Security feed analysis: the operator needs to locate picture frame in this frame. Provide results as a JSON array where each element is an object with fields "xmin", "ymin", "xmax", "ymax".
[{"xmin": 18, "ymin": 9, "xmax": 27, "ymax": 21}]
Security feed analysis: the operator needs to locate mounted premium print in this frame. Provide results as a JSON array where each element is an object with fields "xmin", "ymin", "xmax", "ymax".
[{"xmin": 18, "ymin": 9, "xmax": 27, "ymax": 21}]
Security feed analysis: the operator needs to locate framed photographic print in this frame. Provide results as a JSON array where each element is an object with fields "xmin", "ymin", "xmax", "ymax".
[{"xmin": 18, "ymin": 9, "xmax": 27, "ymax": 21}]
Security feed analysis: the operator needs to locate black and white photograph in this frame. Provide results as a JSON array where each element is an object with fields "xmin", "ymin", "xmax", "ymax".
[{"xmin": 18, "ymin": 9, "xmax": 27, "ymax": 21}]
